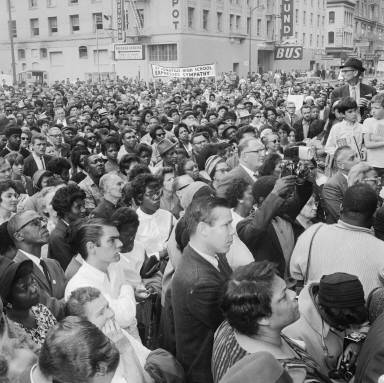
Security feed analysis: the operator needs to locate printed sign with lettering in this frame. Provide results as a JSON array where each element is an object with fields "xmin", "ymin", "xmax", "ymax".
[
  {"xmin": 274, "ymin": 46, "xmax": 303, "ymax": 60},
  {"xmin": 116, "ymin": 0, "xmax": 125, "ymax": 41},
  {"xmin": 151, "ymin": 64, "xmax": 216, "ymax": 78},
  {"xmin": 114, "ymin": 44, "xmax": 144, "ymax": 60},
  {"xmin": 281, "ymin": 0, "xmax": 293, "ymax": 38}
]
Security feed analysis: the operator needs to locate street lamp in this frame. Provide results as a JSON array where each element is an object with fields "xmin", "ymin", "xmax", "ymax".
[{"xmin": 248, "ymin": 5, "xmax": 262, "ymax": 78}]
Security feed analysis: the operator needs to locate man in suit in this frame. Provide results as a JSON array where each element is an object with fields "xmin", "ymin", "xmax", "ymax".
[
  {"xmin": 322, "ymin": 145, "xmax": 360, "ymax": 223},
  {"xmin": 216, "ymin": 137, "xmax": 265, "ymax": 197},
  {"xmin": 47, "ymin": 126, "xmax": 71, "ymax": 158},
  {"xmin": 284, "ymin": 101, "xmax": 300, "ymax": 128},
  {"xmin": 23, "ymin": 133, "xmax": 52, "ymax": 178},
  {"xmin": 7, "ymin": 210, "xmax": 67, "ymax": 319},
  {"xmin": 0, "ymin": 123, "xmax": 30, "ymax": 159},
  {"xmin": 330, "ymin": 58, "xmax": 377, "ymax": 118},
  {"xmin": 172, "ymin": 196, "xmax": 233, "ymax": 383},
  {"xmin": 293, "ymin": 105, "xmax": 322, "ymax": 142}
]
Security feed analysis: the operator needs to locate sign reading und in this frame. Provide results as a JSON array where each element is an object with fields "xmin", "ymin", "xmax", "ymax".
[
  {"xmin": 151, "ymin": 64, "xmax": 216, "ymax": 78},
  {"xmin": 114, "ymin": 44, "xmax": 144, "ymax": 60},
  {"xmin": 274, "ymin": 46, "xmax": 303, "ymax": 60},
  {"xmin": 116, "ymin": 0, "xmax": 125, "ymax": 41},
  {"xmin": 281, "ymin": 0, "xmax": 293, "ymax": 39}
]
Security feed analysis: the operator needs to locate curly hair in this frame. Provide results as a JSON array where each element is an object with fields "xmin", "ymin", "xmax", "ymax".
[
  {"xmin": 224, "ymin": 179, "xmax": 250, "ymax": 208},
  {"xmin": 111, "ymin": 207, "xmax": 139, "ymax": 230},
  {"xmin": 221, "ymin": 261, "xmax": 277, "ymax": 336},
  {"xmin": 130, "ymin": 173, "xmax": 161, "ymax": 205},
  {"xmin": 46, "ymin": 157, "xmax": 71, "ymax": 176},
  {"xmin": 51, "ymin": 184, "xmax": 86, "ymax": 218}
]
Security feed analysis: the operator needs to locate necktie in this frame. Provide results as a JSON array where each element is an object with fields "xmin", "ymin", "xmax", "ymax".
[
  {"xmin": 41, "ymin": 156, "xmax": 45, "ymax": 170},
  {"xmin": 40, "ymin": 259, "xmax": 52, "ymax": 289},
  {"xmin": 351, "ymin": 86, "xmax": 357, "ymax": 101}
]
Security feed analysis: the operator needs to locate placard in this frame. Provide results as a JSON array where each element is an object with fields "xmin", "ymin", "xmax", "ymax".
[
  {"xmin": 151, "ymin": 64, "xmax": 216, "ymax": 78},
  {"xmin": 114, "ymin": 44, "xmax": 144, "ymax": 60}
]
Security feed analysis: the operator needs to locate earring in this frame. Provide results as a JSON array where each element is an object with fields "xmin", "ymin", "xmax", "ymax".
[{"xmin": 6, "ymin": 302, "xmax": 12, "ymax": 310}]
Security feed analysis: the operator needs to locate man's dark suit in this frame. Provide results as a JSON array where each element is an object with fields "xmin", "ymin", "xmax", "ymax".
[
  {"xmin": 13, "ymin": 250, "xmax": 66, "ymax": 319},
  {"xmin": 216, "ymin": 165, "xmax": 254, "ymax": 198},
  {"xmin": 322, "ymin": 171, "xmax": 348, "ymax": 224},
  {"xmin": 283, "ymin": 113, "xmax": 300, "ymax": 128},
  {"xmin": 172, "ymin": 245, "xmax": 232, "ymax": 383},
  {"xmin": 0, "ymin": 146, "xmax": 30, "ymax": 159},
  {"xmin": 355, "ymin": 312, "xmax": 384, "ymax": 383},
  {"xmin": 293, "ymin": 119, "xmax": 324, "ymax": 142},
  {"xmin": 48, "ymin": 219, "xmax": 74, "ymax": 271},
  {"xmin": 23, "ymin": 154, "xmax": 52, "ymax": 178},
  {"xmin": 330, "ymin": 82, "xmax": 377, "ymax": 117},
  {"xmin": 237, "ymin": 181, "xmax": 312, "ymax": 277}
]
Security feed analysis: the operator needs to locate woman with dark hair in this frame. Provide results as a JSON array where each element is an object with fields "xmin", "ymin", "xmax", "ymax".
[
  {"xmin": 70, "ymin": 147, "xmax": 89, "ymax": 183},
  {"xmin": 258, "ymin": 153, "xmax": 283, "ymax": 177},
  {"xmin": 212, "ymin": 261, "xmax": 333, "ymax": 383},
  {"xmin": 148, "ymin": 125, "xmax": 166, "ymax": 165},
  {"xmin": 137, "ymin": 143, "xmax": 153, "ymax": 168},
  {"xmin": 119, "ymin": 154, "xmax": 140, "ymax": 182},
  {"xmin": 101, "ymin": 135, "xmax": 120, "ymax": 173},
  {"xmin": 5, "ymin": 152, "xmax": 33, "ymax": 195},
  {"xmin": 174, "ymin": 123, "xmax": 192, "ymax": 158},
  {"xmin": 0, "ymin": 180, "xmax": 18, "ymax": 225}
]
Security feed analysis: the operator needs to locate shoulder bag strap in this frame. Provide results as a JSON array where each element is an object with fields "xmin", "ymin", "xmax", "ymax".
[{"xmin": 304, "ymin": 224, "xmax": 324, "ymax": 284}]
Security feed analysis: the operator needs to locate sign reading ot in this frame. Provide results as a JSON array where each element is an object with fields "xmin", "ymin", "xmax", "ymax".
[
  {"xmin": 281, "ymin": 0, "xmax": 293, "ymax": 38},
  {"xmin": 152, "ymin": 64, "xmax": 216, "ymax": 78},
  {"xmin": 114, "ymin": 44, "xmax": 144, "ymax": 60},
  {"xmin": 274, "ymin": 46, "xmax": 303, "ymax": 60}
]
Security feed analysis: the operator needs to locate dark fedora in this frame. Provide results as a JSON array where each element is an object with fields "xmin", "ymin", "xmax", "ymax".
[
  {"xmin": 340, "ymin": 58, "xmax": 365, "ymax": 72},
  {"xmin": 157, "ymin": 138, "xmax": 177, "ymax": 156}
]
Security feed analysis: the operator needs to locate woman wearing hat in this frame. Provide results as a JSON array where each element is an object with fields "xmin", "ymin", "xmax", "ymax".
[
  {"xmin": 0, "ymin": 257, "xmax": 57, "ymax": 347},
  {"xmin": 204, "ymin": 155, "xmax": 230, "ymax": 190}
]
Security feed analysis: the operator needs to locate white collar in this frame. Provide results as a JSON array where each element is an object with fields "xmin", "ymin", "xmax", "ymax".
[
  {"xmin": 19, "ymin": 249, "xmax": 43, "ymax": 271},
  {"xmin": 189, "ymin": 243, "xmax": 219, "ymax": 270},
  {"xmin": 239, "ymin": 163, "xmax": 256, "ymax": 181}
]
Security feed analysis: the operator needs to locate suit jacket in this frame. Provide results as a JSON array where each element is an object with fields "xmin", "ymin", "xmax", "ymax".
[
  {"xmin": 172, "ymin": 245, "xmax": 232, "ymax": 383},
  {"xmin": 283, "ymin": 113, "xmax": 300, "ymax": 128},
  {"xmin": 330, "ymin": 82, "xmax": 377, "ymax": 117},
  {"xmin": 48, "ymin": 219, "xmax": 74, "ymax": 271},
  {"xmin": 355, "ymin": 312, "xmax": 384, "ymax": 383},
  {"xmin": 293, "ymin": 119, "xmax": 324, "ymax": 142},
  {"xmin": 322, "ymin": 171, "xmax": 348, "ymax": 224},
  {"xmin": 23, "ymin": 154, "xmax": 52, "ymax": 178},
  {"xmin": 216, "ymin": 165, "xmax": 254, "ymax": 198},
  {"xmin": 13, "ymin": 250, "xmax": 66, "ymax": 319},
  {"xmin": 237, "ymin": 181, "xmax": 312, "ymax": 277}
]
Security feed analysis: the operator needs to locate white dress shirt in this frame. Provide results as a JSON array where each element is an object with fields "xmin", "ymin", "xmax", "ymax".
[
  {"xmin": 31, "ymin": 152, "xmax": 45, "ymax": 170},
  {"xmin": 65, "ymin": 261, "xmax": 137, "ymax": 331},
  {"xmin": 189, "ymin": 243, "xmax": 219, "ymax": 271},
  {"xmin": 240, "ymin": 163, "xmax": 257, "ymax": 181},
  {"xmin": 349, "ymin": 82, "xmax": 361, "ymax": 103},
  {"xmin": 19, "ymin": 249, "xmax": 45, "ymax": 274}
]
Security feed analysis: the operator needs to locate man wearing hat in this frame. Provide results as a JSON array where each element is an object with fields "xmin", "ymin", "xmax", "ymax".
[
  {"xmin": 8, "ymin": 210, "xmax": 66, "ymax": 319},
  {"xmin": 0, "ymin": 122, "xmax": 29, "ymax": 158},
  {"xmin": 331, "ymin": 58, "xmax": 376, "ymax": 117},
  {"xmin": 155, "ymin": 138, "xmax": 177, "ymax": 169},
  {"xmin": 285, "ymin": 273, "xmax": 367, "ymax": 375}
]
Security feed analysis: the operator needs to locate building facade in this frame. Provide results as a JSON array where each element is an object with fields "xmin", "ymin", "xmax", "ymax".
[{"xmin": 0, "ymin": 0, "xmax": 331, "ymax": 83}]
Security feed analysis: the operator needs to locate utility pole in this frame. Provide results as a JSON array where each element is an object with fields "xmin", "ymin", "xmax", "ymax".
[
  {"xmin": 248, "ymin": 6, "xmax": 258, "ymax": 78},
  {"xmin": 6, "ymin": 0, "xmax": 17, "ymax": 85}
]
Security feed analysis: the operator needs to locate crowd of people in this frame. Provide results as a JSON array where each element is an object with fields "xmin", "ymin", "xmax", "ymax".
[{"xmin": 1, "ymin": 56, "xmax": 384, "ymax": 383}]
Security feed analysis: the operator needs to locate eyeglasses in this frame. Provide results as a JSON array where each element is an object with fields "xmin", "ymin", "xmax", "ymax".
[
  {"xmin": 341, "ymin": 69, "xmax": 356, "ymax": 73},
  {"xmin": 255, "ymin": 115, "xmax": 263, "ymax": 118},
  {"xmin": 144, "ymin": 189, "xmax": 162, "ymax": 200},
  {"xmin": 270, "ymin": 139, "xmax": 279, "ymax": 144},
  {"xmin": 90, "ymin": 158, "xmax": 104, "ymax": 165},
  {"xmin": 245, "ymin": 148, "xmax": 265, "ymax": 155},
  {"xmin": 21, "ymin": 137, "xmax": 30, "ymax": 141},
  {"xmin": 156, "ymin": 132, "xmax": 165, "ymax": 137},
  {"xmin": 16, "ymin": 216, "xmax": 47, "ymax": 232}
]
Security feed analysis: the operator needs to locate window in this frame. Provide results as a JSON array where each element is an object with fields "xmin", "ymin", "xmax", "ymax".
[
  {"xmin": 229, "ymin": 14, "xmax": 234, "ymax": 31},
  {"xmin": 70, "ymin": 14, "xmax": 80, "ymax": 32},
  {"xmin": 48, "ymin": 17, "xmax": 58, "ymax": 34},
  {"xmin": 329, "ymin": 11, "xmax": 335, "ymax": 24},
  {"xmin": 310, "ymin": 34, "xmax": 313, "ymax": 45},
  {"xmin": 303, "ymin": 11, "xmax": 306, "ymax": 25},
  {"xmin": 69, "ymin": 0, "xmax": 78, "ymax": 4},
  {"xmin": 148, "ymin": 44, "xmax": 177, "ymax": 61},
  {"xmin": 217, "ymin": 12, "xmax": 222, "ymax": 32},
  {"xmin": 31, "ymin": 49, "xmax": 39, "ymax": 59},
  {"xmin": 29, "ymin": 0, "xmax": 38, "ymax": 8},
  {"xmin": 295, "ymin": 9, "xmax": 298, "ymax": 23},
  {"xmin": 203, "ymin": 10, "xmax": 209, "ymax": 31},
  {"xmin": 236, "ymin": 15, "xmax": 240, "ymax": 31},
  {"xmin": 316, "ymin": 35, "xmax": 319, "ymax": 47},
  {"xmin": 247, "ymin": 17, "xmax": 250, "ymax": 34},
  {"xmin": 137, "ymin": 9, "xmax": 144, "ymax": 28},
  {"xmin": 50, "ymin": 51, "xmax": 63, "ymax": 66},
  {"xmin": 310, "ymin": 13, "xmax": 313, "ymax": 25},
  {"xmin": 18, "ymin": 49, "xmax": 25, "ymax": 60},
  {"xmin": 30, "ymin": 18, "xmax": 39, "ymax": 36},
  {"xmin": 93, "ymin": 13, "xmax": 103, "ymax": 31},
  {"xmin": 11, "ymin": 20, "xmax": 17, "ymax": 38},
  {"xmin": 188, "ymin": 7, "xmax": 194, "ymax": 28},
  {"xmin": 79, "ymin": 46, "xmax": 88, "ymax": 58},
  {"xmin": 322, "ymin": 16, "xmax": 324, "ymax": 26},
  {"xmin": 47, "ymin": 0, "xmax": 56, "ymax": 6},
  {"xmin": 303, "ymin": 32, "xmax": 306, "ymax": 45},
  {"xmin": 257, "ymin": 19, "xmax": 261, "ymax": 35},
  {"xmin": 328, "ymin": 31, "xmax": 334, "ymax": 43},
  {"xmin": 322, "ymin": 35, "xmax": 324, "ymax": 47},
  {"xmin": 317, "ymin": 15, "xmax": 320, "ymax": 27},
  {"xmin": 40, "ymin": 48, "xmax": 47, "ymax": 58}
]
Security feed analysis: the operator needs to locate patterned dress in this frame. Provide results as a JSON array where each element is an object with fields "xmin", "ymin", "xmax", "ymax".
[{"xmin": 8, "ymin": 304, "xmax": 57, "ymax": 347}]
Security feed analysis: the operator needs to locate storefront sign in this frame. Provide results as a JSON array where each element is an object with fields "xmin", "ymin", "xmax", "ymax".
[
  {"xmin": 172, "ymin": 0, "xmax": 180, "ymax": 30},
  {"xmin": 281, "ymin": 0, "xmax": 293, "ymax": 38},
  {"xmin": 274, "ymin": 46, "xmax": 303, "ymax": 60},
  {"xmin": 152, "ymin": 64, "xmax": 216, "ymax": 78},
  {"xmin": 116, "ymin": 0, "xmax": 125, "ymax": 41},
  {"xmin": 114, "ymin": 44, "xmax": 144, "ymax": 60}
]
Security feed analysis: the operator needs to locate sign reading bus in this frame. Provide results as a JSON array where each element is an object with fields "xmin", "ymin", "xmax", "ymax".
[{"xmin": 274, "ymin": 46, "xmax": 303, "ymax": 60}]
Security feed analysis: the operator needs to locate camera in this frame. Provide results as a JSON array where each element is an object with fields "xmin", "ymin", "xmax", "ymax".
[{"xmin": 329, "ymin": 332, "xmax": 366, "ymax": 382}]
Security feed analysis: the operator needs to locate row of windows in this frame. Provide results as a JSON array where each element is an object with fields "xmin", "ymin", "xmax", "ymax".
[
  {"xmin": 26, "ymin": 0, "xmax": 101, "ymax": 8},
  {"xmin": 295, "ymin": 10, "xmax": 325, "ymax": 27},
  {"xmin": 294, "ymin": 32, "xmax": 325, "ymax": 47},
  {"xmin": 327, "ymin": 31, "xmax": 353, "ymax": 45},
  {"xmin": 17, "ymin": 44, "xmax": 178, "ymax": 63},
  {"xmin": 21, "ymin": 13, "xmax": 107, "ymax": 37}
]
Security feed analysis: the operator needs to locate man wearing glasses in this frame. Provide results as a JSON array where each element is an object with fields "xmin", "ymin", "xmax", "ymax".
[
  {"xmin": 8, "ymin": 210, "xmax": 67, "ymax": 319},
  {"xmin": 331, "ymin": 58, "xmax": 376, "ymax": 118}
]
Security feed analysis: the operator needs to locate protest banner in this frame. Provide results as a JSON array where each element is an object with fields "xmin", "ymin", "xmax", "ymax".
[{"xmin": 151, "ymin": 64, "xmax": 216, "ymax": 78}]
